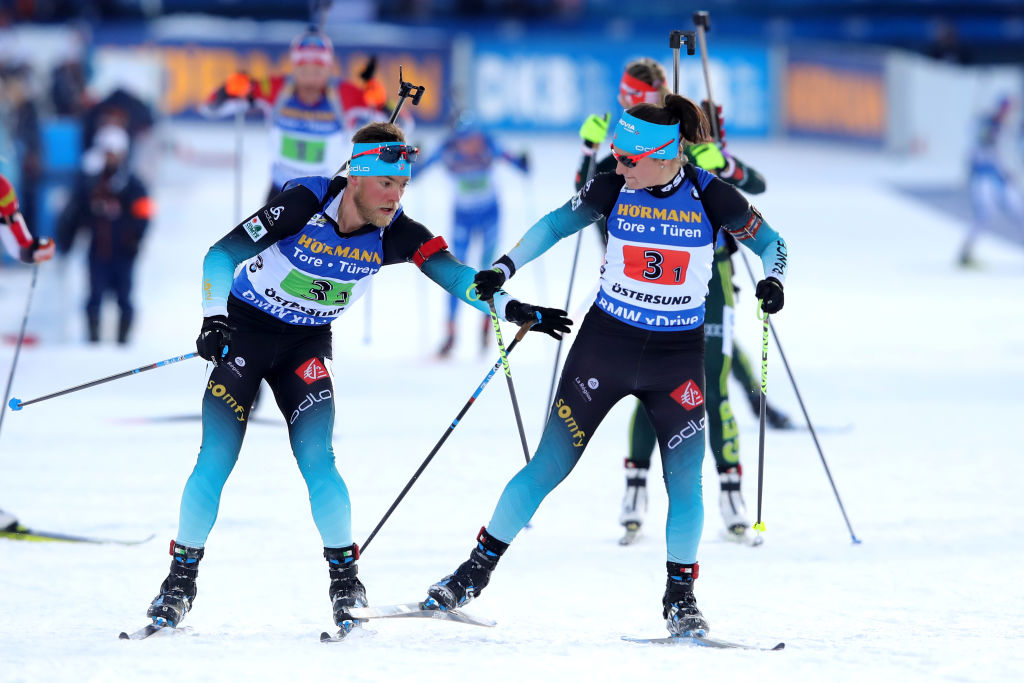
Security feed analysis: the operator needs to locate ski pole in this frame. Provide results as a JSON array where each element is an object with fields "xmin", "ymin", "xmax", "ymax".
[
  {"xmin": 488, "ymin": 299, "xmax": 530, "ymax": 465},
  {"xmin": 542, "ymin": 117, "xmax": 609, "ymax": 421},
  {"xmin": 0, "ymin": 265, "xmax": 40, "ymax": 439},
  {"xmin": 8, "ymin": 352, "xmax": 199, "ymax": 412},
  {"xmin": 692, "ymin": 12, "xmax": 720, "ymax": 142},
  {"xmin": 542, "ymin": 223, "xmax": 583, "ymax": 423},
  {"xmin": 737, "ymin": 249, "xmax": 861, "ymax": 544},
  {"xmin": 668, "ymin": 30, "xmax": 697, "ymax": 97},
  {"xmin": 360, "ymin": 323, "xmax": 533, "ymax": 554},
  {"xmin": 753, "ymin": 306, "xmax": 769, "ymax": 534},
  {"xmin": 234, "ymin": 107, "xmax": 244, "ymax": 223}
]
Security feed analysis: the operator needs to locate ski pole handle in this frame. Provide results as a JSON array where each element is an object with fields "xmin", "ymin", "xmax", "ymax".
[
  {"xmin": 388, "ymin": 65, "xmax": 426, "ymax": 124},
  {"xmin": 9, "ymin": 352, "xmax": 199, "ymax": 411},
  {"xmin": 668, "ymin": 30, "xmax": 697, "ymax": 96}
]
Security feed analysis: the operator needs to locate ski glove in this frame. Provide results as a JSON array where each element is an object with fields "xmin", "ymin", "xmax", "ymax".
[
  {"xmin": 755, "ymin": 277, "xmax": 784, "ymax": 314},
  {"xmin": 579, "ymin": 112, "xmax": 611, "ymax": 146},
  {"xmin": 688, "ymin": 142, "xmax": 727, "ymax": 172},
  {"xmin": 505, "ymin": 301, "xmax": 573, "ymax": 340},
  {"xmin": 20, "ymin": 236, "xmax": 55, "ymax": 264},
  {"xmin": 473, "ymin": 256, "xmax": 516, "ymax": 301},
  {"xmin": 196, "ymin": 315, "xmax": 233, "ymax": 365}
]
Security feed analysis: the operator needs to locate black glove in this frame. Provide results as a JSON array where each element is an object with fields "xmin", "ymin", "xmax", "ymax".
[
  {"xmin": 473, "ymin": 256, "xmax": 516, "ymax": 300},
  {"xmin": 196, "ymin": 315, "xmax": 232, "ymax": 365},
  {"xmin": 473, "ymin": 268, "xmax": 506, "ymax": 301},
  {"xmin": 359, "ymin": 56, "xmax": 378, "ymax": 82},
  {"xmin": 755, "ymin": 277, "xmax": 784, "ymax": 314},
  {"xmin": 505, "ymin": 301, "xmax": 573, "ymax": 340}
]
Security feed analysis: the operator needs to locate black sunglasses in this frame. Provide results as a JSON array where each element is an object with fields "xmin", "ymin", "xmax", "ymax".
[{"xmin": 352, "ymin": 144, "xmax": 420, "ymax": 164}]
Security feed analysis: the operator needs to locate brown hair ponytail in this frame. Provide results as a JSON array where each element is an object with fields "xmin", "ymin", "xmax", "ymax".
[{"xmin": 628, "ymin": 95, "xmax": 711, "ymax": 147}]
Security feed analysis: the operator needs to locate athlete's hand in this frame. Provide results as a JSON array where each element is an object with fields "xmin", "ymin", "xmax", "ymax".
[
  {"xmin": 579, "ymin": 112, "xmax": 611, "ymax": 147},
  {"xmin": 505, "ymin": 301, "xmax": 573, "ymax": 340},
  {"xmin": 196, "ymin": 315, "xmax": 233, "ymax": 365},
  {"xmin": 755, "ymin": 277, "xmax": 784, "ymax": 314},
  {"xmin": 688, "ymin": 142, "xmax": 727, "ymax": 172},
  {"xmin": 473, "ymin": 268, "xmax": 506, "ymax": 301},
  {"xmin": 21, "ymin": 237, "xmax": 55, "ymax": 264}
]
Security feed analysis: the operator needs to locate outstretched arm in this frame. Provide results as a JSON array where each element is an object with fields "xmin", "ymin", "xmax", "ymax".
[
  {"xmin": 420, "ymin": 249, "xmax": 513, "ymax": 318},
  {"xmin": 202, "ymin": 184, "xmax": 320, "ymax": 316}
]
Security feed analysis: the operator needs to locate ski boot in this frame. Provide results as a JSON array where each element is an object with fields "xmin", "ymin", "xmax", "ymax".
[
  {"xmin": 325, "ymin": 544, "xmax": 367, "ymax": 635},
  {"xmin": 437, "ymin": 321, "xmax": 456, "ymax": 358},
  {"xmin": 663, "ymin": 561, "xmax": 709, "ymax": 637},
  {"xmin": 619, "ymin": 460, "xmax": 648, "ymax": 545},
  {"xmin": 0, "ymin": 508, "xmax": 17, "ymax": 532},
  {"xmin": 147, "ymin": 541, "xmax": 204, "ymax": 627},
  {"xmin": 765, "ymin": 403, "xmax": 794, "ymax": 430},
  {"xmin": 718, "ymin": 466, "xmax": 762, "ymax": 546},
  {"xmin": 424, "ymin": 527, "xmax": 508, "ymax": 611},
  {"xmin": 747, "ymin": 392, "xmax": 794, "ymax": 430}
]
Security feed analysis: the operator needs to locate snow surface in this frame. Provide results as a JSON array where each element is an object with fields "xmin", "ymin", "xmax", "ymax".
[{"xmin": 1, "ymin": 122, "xmax": 1023, "ymax": 682}]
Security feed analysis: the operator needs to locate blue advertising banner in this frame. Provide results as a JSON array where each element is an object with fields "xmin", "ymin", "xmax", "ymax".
[{"xmin": 468, "ymin": 37, "xmax": 774, "ymax": 136}]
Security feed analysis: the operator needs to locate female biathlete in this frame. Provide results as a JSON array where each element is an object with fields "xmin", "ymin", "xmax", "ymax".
[{"xmin": 423, "ymin": 95, "xmax": 789, "ymax": 636}]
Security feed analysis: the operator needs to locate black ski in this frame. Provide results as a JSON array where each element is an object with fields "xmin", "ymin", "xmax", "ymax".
[
  {"xmin": 1, "ymin": 525, "xmax": 155, "ymax": 546},
  {"xmin": 119, "ymin": 624, "xmax": 166, "ymax": 640},
  {"xmin": 622, "ymin": 634, "xmax": 784, "ymax": 651}
]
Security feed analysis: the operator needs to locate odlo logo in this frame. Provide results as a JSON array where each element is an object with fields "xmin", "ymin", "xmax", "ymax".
[
  {"xmin": 554, "ymin": 398, "xmax": 585, "ymax": 447},
  {"xmin": 290, "ymin": 390, "xmax": 332, "ymax": 424},
  {"xmin": 667, "ymin": 417, "xmax": 706, "ymax": 450},
  {"xmin": 671, "ymin": 379, "xmax": 704, "ymax": 411}
]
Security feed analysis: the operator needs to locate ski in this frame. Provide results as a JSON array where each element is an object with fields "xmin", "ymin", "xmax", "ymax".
[
  {"xmin": 720, "ymin": 526, "xmax": 764, "ymax": 547},
  {"xmin": 1, "ymin": 525, "xmax": 155, "ymax": 546},
  {"xmin": 346, "ymin": 602, "xmax": 496, "ymax": 627},
  {"xmin": 319, "ymin": 624, "xmax": 374, "ymax": 643},
  {"xmin": 119, "ymin": 624, "xmax": 166, "ymax": 640},
  {"xmin": 622, "ymin": 634, "xmax": 784, "ymax": 651},
  {"xmin": 619, "ymin": 523, "xmax": 641, "ymax": 546},
  {"xmin": 112, "ymin": 414, "xmax": 280, "ymax": 426}
]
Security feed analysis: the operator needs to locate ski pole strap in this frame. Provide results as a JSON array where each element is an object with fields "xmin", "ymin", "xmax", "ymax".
[{"xmin": 9, "ymin": 352, "xmax": 199, "ymax": 411}]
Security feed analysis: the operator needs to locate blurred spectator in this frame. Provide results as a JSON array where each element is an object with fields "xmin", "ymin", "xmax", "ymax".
[
  {"xmin": 50, "ymin": 57, "xmax": 91, "ymax": 117},
  {"xmin": 57, "ymin": 124, "xmax": 154, "ymax": 344},
  {"xmin": 82, "ymin": 86, "xmax": 155, "ymax": 155},
  {"xmin": 926, "ymin": 19, "xmax": 971, "ymax": 65},
  {"xmin": 0, "ymin": 62, "xmax": 42, "ymax": 233}
]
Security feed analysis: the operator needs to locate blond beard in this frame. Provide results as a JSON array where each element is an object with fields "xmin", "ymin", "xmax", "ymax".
[{"xmin": 352, "ymin": 185, "xmax": 394, "ymax": 228}]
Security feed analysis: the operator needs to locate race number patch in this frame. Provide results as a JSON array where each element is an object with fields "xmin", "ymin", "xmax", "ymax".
[
  {"xmin": 671, "ymin": 379, "xmax": 704, "ymax": 411},
  {"xmin": 296, "ymin": 357, "xmax": 330, "ymax": 385},
  {"xmin": 623, "ymin": 245, "xmax": 690, "ymax": 285},
  {"xmin": 242, "ymin": 215, "xmax": 268, "ymax": 242}
]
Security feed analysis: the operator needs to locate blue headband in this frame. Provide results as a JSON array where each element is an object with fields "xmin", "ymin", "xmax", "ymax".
[
  {"xmin": 611, "ymin": 111, "xmax": 678, "ymax": 159},
  {"xmin": 349, "ymin": 142, "xmax": 413, "ymax": 177}
]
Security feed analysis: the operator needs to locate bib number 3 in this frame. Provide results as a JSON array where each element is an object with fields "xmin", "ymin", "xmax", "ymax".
[{"xmin": 623, "ymin": 246, "xmax": 690, "ymax": 285}]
